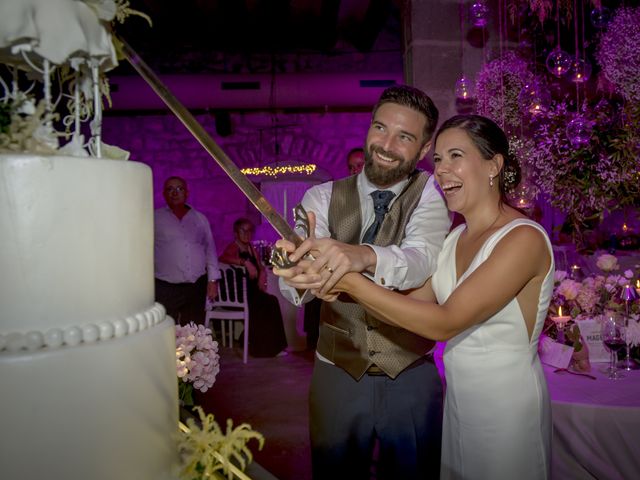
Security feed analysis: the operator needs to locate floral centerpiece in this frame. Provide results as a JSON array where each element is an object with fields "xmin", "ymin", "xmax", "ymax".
[
  {"xmin": 175, "ymin": 323, "xmax": 264, "ymax": 480},
  {"xmin": 548, "ymin": 254, "xmax": 637, "ymax": 319},
  {"xmin": 544, "ymin": 253, "xmax": 640, "ymax": 365}
]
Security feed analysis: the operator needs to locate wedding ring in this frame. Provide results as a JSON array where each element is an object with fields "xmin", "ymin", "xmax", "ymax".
[{"xmin": 326, "ymin": 266, "xmax": 334, "ymax": 274}]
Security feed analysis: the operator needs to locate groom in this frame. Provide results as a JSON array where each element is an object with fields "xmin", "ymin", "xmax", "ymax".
[{"xmin": 276, "ymin": 85, "xmax": 451, "ymax": 479}]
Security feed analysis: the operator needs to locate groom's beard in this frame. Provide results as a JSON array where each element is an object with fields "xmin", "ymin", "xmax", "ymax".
[{"xmin": 364, "ymin": 144, "xmax": 420, "ymax": 187}]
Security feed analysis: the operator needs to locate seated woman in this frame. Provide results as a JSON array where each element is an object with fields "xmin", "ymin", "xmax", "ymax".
[{"xmin": 219, "ymin": 218, "xmax": 288, "ymax": 357}]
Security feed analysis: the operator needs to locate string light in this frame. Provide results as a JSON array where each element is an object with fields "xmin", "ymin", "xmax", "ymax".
[{"xmin": 241, "ymin": 164, "xmax": 317, "ymax": 177}]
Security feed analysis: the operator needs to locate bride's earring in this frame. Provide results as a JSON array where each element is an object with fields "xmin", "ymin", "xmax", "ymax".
[{"xmin": 489, "ymin": 175, "xmax": 494, "ymax": 187}]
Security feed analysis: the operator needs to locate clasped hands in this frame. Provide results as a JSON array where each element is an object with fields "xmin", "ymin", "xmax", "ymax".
[{"xmin": 273, "ymin": 212, "xmax": 375, "ymax": 301}]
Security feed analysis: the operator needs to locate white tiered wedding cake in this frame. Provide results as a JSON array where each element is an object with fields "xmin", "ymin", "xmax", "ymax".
[
  {"xmin": 0, "ymin": 155, "xmax": 179, "ymax": 480},
  {"xmin": 0, "ymin": 3, "xmax": 179, "ymax": 479}
]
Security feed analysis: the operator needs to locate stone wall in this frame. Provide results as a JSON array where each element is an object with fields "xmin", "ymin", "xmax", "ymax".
[{"xmin": 102, "ymin": 110, "xmax": 386, "ymax": 249}]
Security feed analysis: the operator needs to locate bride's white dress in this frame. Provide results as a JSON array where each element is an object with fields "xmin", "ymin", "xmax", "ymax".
[{"xmin": 432, "ymin": 219, "xmax": 555, "ymax": 480}]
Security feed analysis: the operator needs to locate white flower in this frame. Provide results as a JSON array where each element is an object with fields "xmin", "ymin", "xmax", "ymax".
[
  {"xmin": 554, "ymin": 270, "xmax": 568, "ymax": 282},
  {"xmin": 16, "ymin": 98, "xmax": 36, "ymax": 115},
  {"xmin": 596, "ymin": 253, "xmax": 619, "ymax": 272},
  {"xmin": 557, "ymin": 279, "xmax": 581, "ymax": 301},
  {"xmin": 616, "ymin": 276, "xmax": 629, "ymax": 287},
  {"xmin": 626, "ymin": 319, "xmax": 640, "ymax": 347}
]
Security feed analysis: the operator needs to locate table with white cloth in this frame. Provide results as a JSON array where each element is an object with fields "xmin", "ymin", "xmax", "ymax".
[{"xmin": 543, "ymin": 364, "xmax": 640, "ymax": 480}]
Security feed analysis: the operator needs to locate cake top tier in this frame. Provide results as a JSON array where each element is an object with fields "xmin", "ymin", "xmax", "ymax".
[
  {"xmin": 0, "ymin": 0, "xmax": 118, "ymax": 74},
  {"xmin": 0, "ymin": 1, "xmax": 148, "ymax": 158}
]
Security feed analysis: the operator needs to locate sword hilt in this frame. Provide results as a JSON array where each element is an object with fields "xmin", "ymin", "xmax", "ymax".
[{"xmin": 269, "ymin": 204, "xmax": 313, "ymax": 269}]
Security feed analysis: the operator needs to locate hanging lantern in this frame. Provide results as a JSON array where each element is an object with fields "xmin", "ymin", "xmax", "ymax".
[
  {"xmin": 455, "ymin": 76, "xmax": 474, "ymax": 100},
  {"xmin": 469, "ymin": 1, "xmax": 490, "ymax": 28},
  {"xmin": 512, "ymin": 182, "xmax": 536, "ymax": 211},
  {"xmin": 590, "ymin": 7, "xmax": 612, "ymax": 29},
  {"xmin": 546, "ymin": 48, "xmax": 572, "ymax": 77},
  {"xmin": 566, "ymin": 116, "xmax": 593, "ymax": 148},
  {"xmin": 519, "ymin": 81, "xmax": 548, "ymax": 116},
  {"xmin": 570, "ymin": 58, "xmax": 592, "ymax": 83}
]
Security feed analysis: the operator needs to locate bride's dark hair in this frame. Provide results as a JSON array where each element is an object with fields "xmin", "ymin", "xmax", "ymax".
[{"xmin": 434, "ymin": 114, "xmax": 521, "ymax": 206}]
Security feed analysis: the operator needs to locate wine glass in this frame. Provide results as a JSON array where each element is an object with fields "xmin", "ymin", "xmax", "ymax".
[
  {"xmin": 601, "ymin": 313, "xmax": 626, "ymax": 380},
  {"xmin": 620, "ymin": 284, "xmax": 639, "ymax": 371}
]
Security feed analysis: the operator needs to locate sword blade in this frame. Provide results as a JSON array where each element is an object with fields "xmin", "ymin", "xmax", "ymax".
[{"xmin": 117, "ymin": 36, "xmax": 302, "ymax": 247}]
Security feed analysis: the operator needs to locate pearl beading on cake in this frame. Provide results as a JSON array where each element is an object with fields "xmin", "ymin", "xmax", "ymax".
[{"xmin": 0, "ymin": 303, "xmax": 167, "ymax": 353}]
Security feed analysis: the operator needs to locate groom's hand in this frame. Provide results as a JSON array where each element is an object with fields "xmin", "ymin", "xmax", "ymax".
[{"xmin": 274, "ymin": 212, "xmax": 376, "ymax": 298}]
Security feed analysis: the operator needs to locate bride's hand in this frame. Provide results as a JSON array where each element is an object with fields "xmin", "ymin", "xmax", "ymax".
[{"xmin": 312, "ymin": 272, "xmax": 358, "ymax": 302}]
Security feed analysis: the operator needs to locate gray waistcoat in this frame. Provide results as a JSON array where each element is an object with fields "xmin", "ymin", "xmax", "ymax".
[{"xmin": 316, "ymin": 171, "xmax": 435, "ymax": 379}]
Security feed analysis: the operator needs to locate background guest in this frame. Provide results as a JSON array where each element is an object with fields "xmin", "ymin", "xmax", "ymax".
[
  {"xmin": 346, "ymin": 146, "xmax": 365, "ymax": 176},
  {"xmin": 154, "ymin": 176, "xmax": 220, "ymax": 325},
  {"xmin": 219, "ymin": 218, "xmax": 288, "ymax": 358}
]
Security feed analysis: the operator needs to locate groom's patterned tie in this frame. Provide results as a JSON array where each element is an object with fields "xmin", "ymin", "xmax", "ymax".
[{"xmin": 361, "ymin": 190, "xmax": 396, "ymax": 244}]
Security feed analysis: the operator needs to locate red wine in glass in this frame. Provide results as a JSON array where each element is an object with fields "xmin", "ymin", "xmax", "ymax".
[
  {"xmin": 602, "ymin": 314, "xmax": 626, "ymax": 379},
  {"xmin": 604, "ymin": 339, "xmax": 626, "ymax": 352}
]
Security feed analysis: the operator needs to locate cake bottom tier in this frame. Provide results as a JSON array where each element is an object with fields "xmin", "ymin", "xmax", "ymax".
[{"xmin": 0, "ymin": 319, "xmax": 179, "ymax": 480}]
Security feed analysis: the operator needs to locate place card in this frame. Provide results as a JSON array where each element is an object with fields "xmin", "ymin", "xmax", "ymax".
[
  {"xmin": 539, "ymin": 335, "xmax": 573, "ymax": 369},
  {"xmin": 576, "ymin": 319, "xmax": 610, "ymax": 363}
]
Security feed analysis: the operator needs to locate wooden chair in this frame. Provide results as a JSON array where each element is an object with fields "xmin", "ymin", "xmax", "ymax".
[{"xmin": 205, "ymin": 263, "xmax": 249, "ymax": 364}]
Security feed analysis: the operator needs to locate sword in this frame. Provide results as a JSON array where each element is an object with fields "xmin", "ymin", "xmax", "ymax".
[{"xmin": 116, "ymin": 36, "xmax": 305, "ymax": 267}]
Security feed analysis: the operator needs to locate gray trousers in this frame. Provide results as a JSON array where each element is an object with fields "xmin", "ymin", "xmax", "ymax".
[{"xmin": 309, "ymin": 356, "xmax": 443, "ymax": 480}]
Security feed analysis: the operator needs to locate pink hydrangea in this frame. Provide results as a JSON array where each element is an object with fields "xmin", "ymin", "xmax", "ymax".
[
  {"xmin": 175, "ymin": 323, "xmax": 220, "ymax": 393},
  {"xmin": 576, "ymin": 282, "xmax": 598, "ymax": 314}
]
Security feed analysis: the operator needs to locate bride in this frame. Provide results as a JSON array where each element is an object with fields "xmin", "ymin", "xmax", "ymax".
[{"xmin": 275, "ymin": 114, "xmax": 554, "ymax": 479}]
